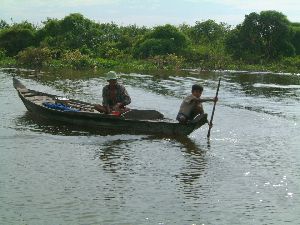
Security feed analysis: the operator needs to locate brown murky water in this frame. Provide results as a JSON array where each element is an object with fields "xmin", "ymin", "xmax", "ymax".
[{"xmin": 1, "ymin": 68, "xmax": 299, "ymax": 225}]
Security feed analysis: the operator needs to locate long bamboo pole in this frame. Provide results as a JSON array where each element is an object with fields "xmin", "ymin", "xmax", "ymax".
[{"xmin": 207, "ymin": 77, "xmax": 221, "ymax": 138}]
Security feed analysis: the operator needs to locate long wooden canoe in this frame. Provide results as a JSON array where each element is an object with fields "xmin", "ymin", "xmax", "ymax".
[{"xmin": 13, "ymin": 78, "xmax": 208, "ymax": 136}]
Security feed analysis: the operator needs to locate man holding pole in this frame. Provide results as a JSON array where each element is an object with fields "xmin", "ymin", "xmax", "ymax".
[{"xmin": 176, "ymin": 84, "xmax": 218, "ymax": 124}]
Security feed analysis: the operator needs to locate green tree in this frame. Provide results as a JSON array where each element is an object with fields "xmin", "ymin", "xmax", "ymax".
[
  {"xmin": 37, "ymin": 13, "xmax": 103, "ymax": 53},
  {"xmin": 178, "ymin": 23, "xmax": 191, "ymax": 36},
  {"xmin": 11, "ymin": 21, "xmax": 37, "ymax": 30},
  {"xmin": 189, "ymin": 20, "xmax": 230, "ymax": 45},
  {"xmin": 259, "ymin": 11, "xmax": 294, "ymax": 59},
  {"xmin": 118, "ymin": 25, "xmax": 149, "ymax": 53},
  {"xmin": 0, "ymin": 27, "xmax": 35, "ymax": 56},
  {"xmin": 225, "ymin": 11, "xmax": 295, "ymax": 62},
  {"xmin": 0, "ymin": 19, "xmax": 9, "ymax": 29},
  {"xmin": 134, "ymin": 24, "xmax": 188, "ymax": 58},
  {"xmin": 17, "ymin": 47, "xmax": 52, "ymax": 68},
  {"xmin": 291, "ymin": 23, "xmax": 300, "ymax": 55},
  {"xmin": 225, "ymin": 13, "xmax": 263, "ymax": 62}
]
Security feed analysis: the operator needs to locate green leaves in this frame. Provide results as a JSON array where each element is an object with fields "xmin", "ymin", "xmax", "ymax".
[
  {"xmin": 189, "ymin": 20, "xmax": 229, "ymax": 45},
  {"xmin": 225, "ymin": 10, "xmax": 295, "ymax": 63},
  {"xmin": 16, "ymin": 47, "xmax": 52, "ymax": 68},
  {"xmin": 0, "ymin": 11, "xmax": 299, "ymax": 72},
  {"xmin": 0, "ymin": 27, "xmax": 35, "ymax": 56},
  {"xmin": 133, "ymin": 24, "xmax": 188, "ymax": 58}
]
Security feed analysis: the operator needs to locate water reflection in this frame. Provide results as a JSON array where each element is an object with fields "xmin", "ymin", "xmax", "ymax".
[
  {"xmin": 3, "ymin": 68, "xmax": 300, "ymax": 224},
  {"xmin": 91, "ymin": 133, "xmax": 208, "ymax": 201},
  {"xmin": 176, "ymin": 137, "xmax": 207, "ymax": 199},
  {"xmin": 94, "ymin": 139, "xmax": 135, "ymax": 174},
  {"xmin": 15, "ymin": 112, "xmax": 98, "ymax": 136},
  {"xmin": 15, "ymin": 112, "xmax": 142, "ymax": 136},
  {"xmin": 224, "ymin": 73, "xmax": 300, "ymax": 98}
]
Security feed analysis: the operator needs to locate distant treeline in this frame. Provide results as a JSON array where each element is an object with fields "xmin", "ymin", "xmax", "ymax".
[{"xmin": 0, "ymin": 11, "xmax": 300, "ymax": 72}]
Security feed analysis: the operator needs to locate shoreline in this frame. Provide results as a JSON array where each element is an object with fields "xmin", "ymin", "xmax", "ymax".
[{"xmin": 1, "ymin": 64, "xmax": 299, "ymax": 77}]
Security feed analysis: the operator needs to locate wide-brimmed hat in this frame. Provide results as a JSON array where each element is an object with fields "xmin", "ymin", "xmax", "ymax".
[{"xmin": 106, "ymin": 71, "xmax": 118, "ymax": 80}]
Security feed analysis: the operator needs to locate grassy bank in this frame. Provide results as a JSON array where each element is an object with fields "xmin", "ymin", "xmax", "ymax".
[{"xmin": 1, "ymin": 54, "xmax": 299, "ymax": 75}]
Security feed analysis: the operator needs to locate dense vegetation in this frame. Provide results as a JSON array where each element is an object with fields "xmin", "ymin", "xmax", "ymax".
[{"xmin": 0, "ymin": 11, "xmax": 300, "ymax": 73}]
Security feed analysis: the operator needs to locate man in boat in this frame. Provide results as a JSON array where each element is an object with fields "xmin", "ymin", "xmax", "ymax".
[
  {"xmin": 176, "ymin": 84, "xmax": 218, "ymax": 124},
  {"xmin": 94, "ymin": 71, "xmax": 131, "ymax": 114}
]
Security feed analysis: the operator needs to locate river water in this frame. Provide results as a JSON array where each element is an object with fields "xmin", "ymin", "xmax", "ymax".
[{"xmin": 0, "ymin": 68, "xmax": 299, "ymax": 225}]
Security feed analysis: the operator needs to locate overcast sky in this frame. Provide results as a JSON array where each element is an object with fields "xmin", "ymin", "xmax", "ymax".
[{"xmin": 1, "ymin": 0, "xmax": 299, "ymax": 27}]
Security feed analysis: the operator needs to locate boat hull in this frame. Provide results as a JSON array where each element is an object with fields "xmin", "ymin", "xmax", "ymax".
[{"xmin": 14, "ymin": 78, "xmax": 207, "ymax": 136}]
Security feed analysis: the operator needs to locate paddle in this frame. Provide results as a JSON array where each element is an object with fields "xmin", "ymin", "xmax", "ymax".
[{"xmin": 207, "ymin": 77, "xmax": 221, "ymax": 138}]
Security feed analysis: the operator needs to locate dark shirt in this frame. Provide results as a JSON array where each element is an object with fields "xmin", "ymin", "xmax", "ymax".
[{"xmin": 102, "ymin": 83, "xmax": 131, "ymax": 107}]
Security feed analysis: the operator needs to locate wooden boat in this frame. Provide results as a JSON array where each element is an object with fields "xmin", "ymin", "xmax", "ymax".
[{"xmin": 13, "ymin": 78, "xmax": 208, "ymax": 136}]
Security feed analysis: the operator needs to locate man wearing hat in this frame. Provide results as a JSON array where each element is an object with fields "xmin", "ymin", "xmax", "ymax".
[{"xmin": 95, "ymin": 71, "xmax": 131, "ymax": 114}]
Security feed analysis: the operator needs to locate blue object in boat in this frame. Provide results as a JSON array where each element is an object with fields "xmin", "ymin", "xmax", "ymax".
[{"xmin": 42, "ymin": 102, "xmax": 80, "ymax": 112}]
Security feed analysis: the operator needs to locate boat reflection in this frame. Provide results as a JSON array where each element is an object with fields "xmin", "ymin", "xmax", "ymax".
[
  {"xmin": 15, "ymin": 111, "xmax": 138, "ymax": 136},
  {"xmin": 16, "ymin": 111, "xmax": 208, "ymax": 200}
]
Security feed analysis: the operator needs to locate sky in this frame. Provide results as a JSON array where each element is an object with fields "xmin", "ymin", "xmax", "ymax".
[{"xmin": 1, "ymin": 0, "xmax": 300, "ymax": 27}]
